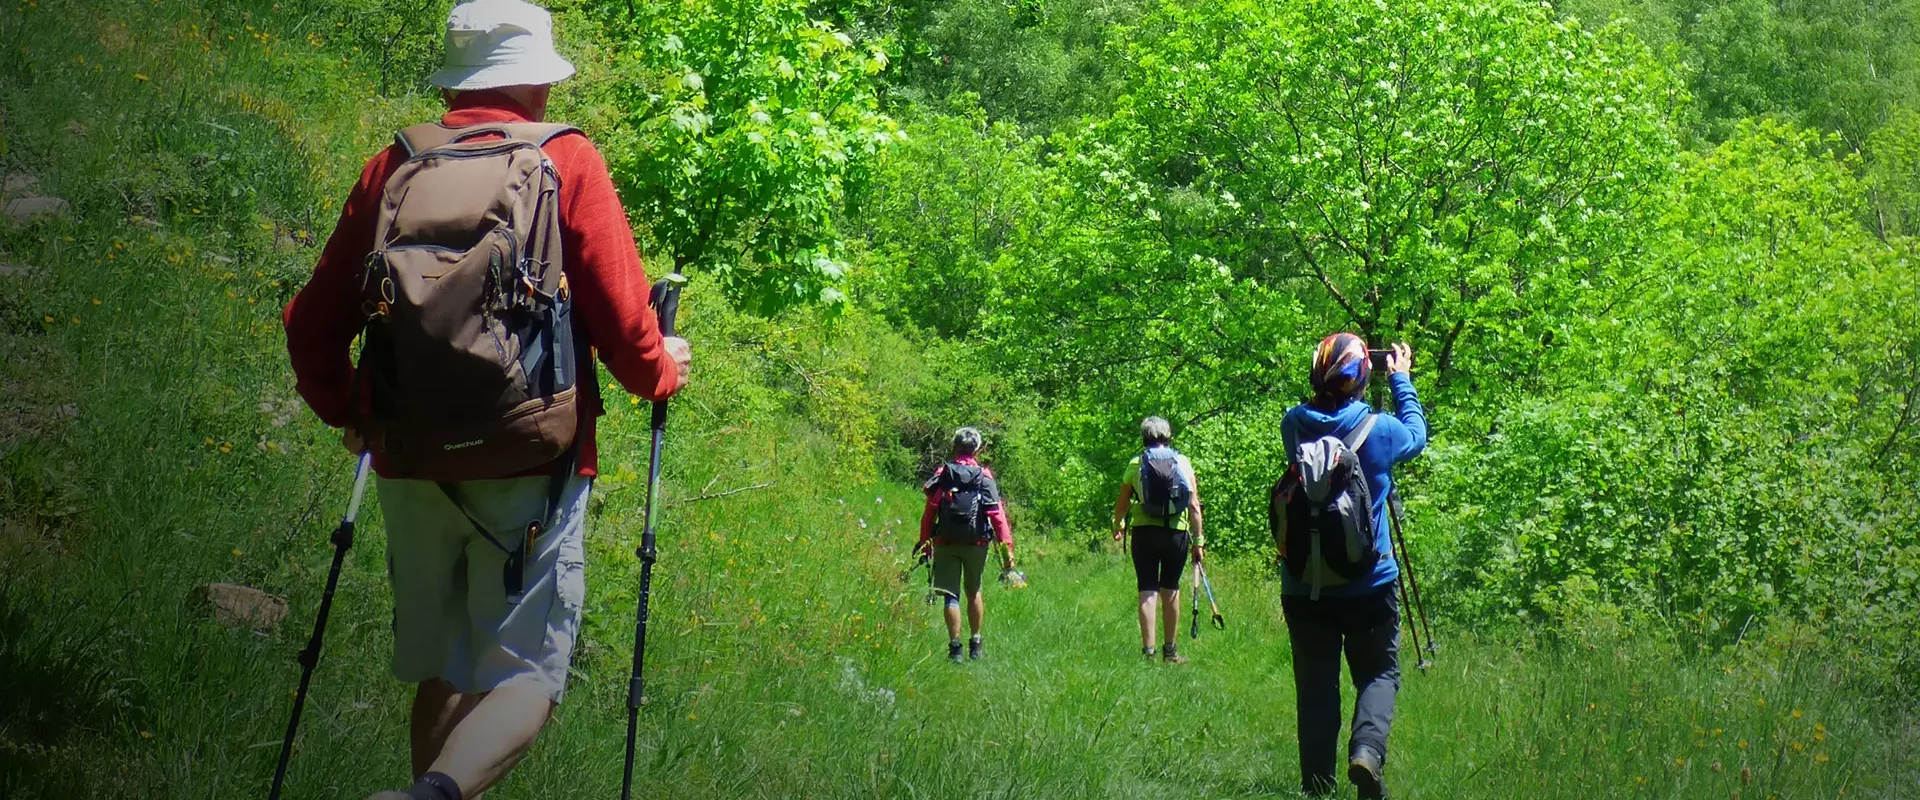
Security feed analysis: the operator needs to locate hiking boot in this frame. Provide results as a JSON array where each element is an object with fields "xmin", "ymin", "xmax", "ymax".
[
  {"xmin": 1161, "ymin": 643, "xmax": 1188, "ymax": 664},
  {"xmin": 1348, "ymin": 745, "xmax": 1387, "ymax": 799},
  {"xmin": 948, "ymin": 640, "xmax": 963, "ymax": 663},
  {"xmin": 967, "ymin": 637, "xmax": 984, "ymax": 660},
  {"xmin": 1143, "ymin": 647, "xmax": 1157, "ymax": 661}
]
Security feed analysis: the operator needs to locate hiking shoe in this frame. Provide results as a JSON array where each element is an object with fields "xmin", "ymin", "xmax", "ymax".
[
  {"xmin": 1348, "ymin": 745, "xmax": 1386, "ymax": 799},
  {"xmin": 948, "ymin": 640, "xmax": 963, "ymax": 663},
  {"xmin": 1161, "ymin": 643, "xmax": 1188, "ymax": 664},
  {"xmin": 1143, "ymin": 647, "xmax": 1157, "ymax": 661},
  {"xmin": 968, "ymin": 638, "xmax": 984, "ymax": 660}
]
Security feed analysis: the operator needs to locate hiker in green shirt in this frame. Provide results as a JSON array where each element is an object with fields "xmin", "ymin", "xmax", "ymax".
[{"xmin": 1112, "ymin": 416, "xmax": 1205, "ymax": 663}]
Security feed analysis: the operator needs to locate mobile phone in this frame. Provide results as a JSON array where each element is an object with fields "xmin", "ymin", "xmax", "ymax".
[{"xmin": 1368, "ymin": 349, "xmax": 1391, "ymax": 371}]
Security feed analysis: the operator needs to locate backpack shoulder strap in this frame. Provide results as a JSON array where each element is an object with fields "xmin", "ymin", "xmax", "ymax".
[{"xmin": 1342, "ymin": 414, "xmax": 1380, "ymax": 453}]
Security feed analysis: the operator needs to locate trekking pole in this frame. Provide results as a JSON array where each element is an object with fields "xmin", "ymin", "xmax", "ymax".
[
  {"xmin": 620, "ymin": 272, "xmax": 685, "ymax": 800},
  {"xmin": 1393, "ymin": 493, "xmax": 1437, "ymax": 656},
  {"xmin": 1189, "ymin": 566, "xmax": 1201, "ymax": 640},
  {"xmin": 1387, "ymin": 492, "xmax": 1436, "ymax": 669},
  {"xmin": 1197, "ymin": 563, "xmax": 1225, "ymax": 631},
  {"xmin": 268, "ymin": 450, "xmax": 373, "ymax": 800}
]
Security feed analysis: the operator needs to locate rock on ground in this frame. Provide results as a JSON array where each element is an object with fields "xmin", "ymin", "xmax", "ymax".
[{"xmin": 203, "ymin": 583, "xmax": 289, "ymax": 631}]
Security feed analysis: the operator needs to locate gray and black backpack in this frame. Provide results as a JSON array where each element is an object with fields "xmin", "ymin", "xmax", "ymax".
[
  {"xmin": 1270, "ymin": 415, "xmax": 1382, "ymax": 599},
  {"xmin": 932, "ymin": 463, "xmax": 995, "ymax": 543},
  {"xmin": 1138, "ymin": 446, "xmax": 1192, "ymax": 524}
]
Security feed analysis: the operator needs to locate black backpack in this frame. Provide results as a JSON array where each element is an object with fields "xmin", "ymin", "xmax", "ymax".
[
  {"xmin": 1270, "ymin": 415, "xmax": 1381, "ymax": 599},
  {"xmin": 933, "ymin": 462, "xmax": 994, "ymax": 543},
  {"xmin": 1138, "ymin": 446, "xmax": 1192, "ymax": 524}
]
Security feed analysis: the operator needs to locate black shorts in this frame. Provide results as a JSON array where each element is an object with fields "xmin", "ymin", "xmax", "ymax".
[{"xmin": 1130, "ymin": 525, "xmax": 1190, "ymax": 591}]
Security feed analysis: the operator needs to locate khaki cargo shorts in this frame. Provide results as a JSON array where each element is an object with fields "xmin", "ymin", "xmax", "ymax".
[{"xmin": 377, "ymin": 474, "xmax": 591, "ymax": 703}]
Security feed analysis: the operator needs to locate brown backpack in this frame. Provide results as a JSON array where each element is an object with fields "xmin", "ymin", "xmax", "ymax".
[{"xmin": 355, "ymin": 122, "xmax": 582, "ymax": 481}]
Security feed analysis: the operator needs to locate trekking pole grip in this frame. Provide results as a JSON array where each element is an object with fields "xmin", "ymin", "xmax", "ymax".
[{"xmin": 650, "ymin": 273, "xmax": 684, "ymax": 338}]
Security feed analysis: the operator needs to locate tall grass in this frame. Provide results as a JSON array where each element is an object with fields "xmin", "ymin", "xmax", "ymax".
[{"xmin": 0, "ymin": 0, "xmax": 1914, "ymax": 798}]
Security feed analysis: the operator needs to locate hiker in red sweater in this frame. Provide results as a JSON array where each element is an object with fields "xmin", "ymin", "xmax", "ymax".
[
  {"xmin": 917, "ymin": 427, "xmax": 1018, "ymax": 662},
  {"xmin": 283, "ymin": 2, "xmax": 688, "ymax": 798}
]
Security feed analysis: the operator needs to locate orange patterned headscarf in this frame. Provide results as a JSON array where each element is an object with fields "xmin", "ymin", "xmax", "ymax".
[{"xmin": 1310, "ymin": 332, "xmax": 1370, "ymax": 405}]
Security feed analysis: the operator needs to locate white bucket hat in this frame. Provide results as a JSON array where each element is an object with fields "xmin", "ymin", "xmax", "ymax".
[{"xmin": 428, "ymin": 0, "xmax": 576, "ymax": 91}]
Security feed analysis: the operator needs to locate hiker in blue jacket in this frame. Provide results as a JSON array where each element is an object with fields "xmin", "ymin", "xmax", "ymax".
[{"xmin": 1278, "ymin": 333, "xmax": 1427, "ymax": 799}]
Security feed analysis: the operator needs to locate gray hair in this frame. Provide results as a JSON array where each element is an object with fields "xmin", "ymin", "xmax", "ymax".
[
  {"xmin": 952, "ymin": 427, "xmax": 984, "ymax": 456},
  {"xmin": 1140, "ymin": 416, "xmax": 1172, "ymax": 447}
]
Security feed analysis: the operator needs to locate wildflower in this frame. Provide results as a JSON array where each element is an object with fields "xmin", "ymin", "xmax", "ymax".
[
  {"xmin": 42, "ymin": 315, "xmax": 53, "ymax": 324},
  {"xmin": 203, "ymin": 436, "xmax": 215, "ymax": 445},
  {"xmin": 1814, "ymin": 752, "xmax": 1829, "ymax": 764},
  {"xmin": 1791, "ymin": 742, "xmax": 1804, "ymax": 752},
  {"xmin": 1791, "ymin": 709, "xmax": 1802, "ymax": 719},
  {"xmin": 1713, "ymin": 728, "xmax": 1723, "ymax": 737},
  {"xmin": 134, "ymin": 72, "xmax": 149, "ymax": 82},
  {"xmin": 219, "ymin": 441, "xmax": 232, "ymax": 454},
  {"xmin": 687, "ymin": 713, "xmax": 696, "ymax": 720},
  {"xmin": 1813, "ymin": 723, "xmax": 1826, "ymax": 734},
  {"xmin": 1674, "ymin": 757, "xmax": 1685, "ymax": 767},
  {"xmin": 231, "ymin": 548, "xmax": 243, "ymax": 557},
  {"xmin": 1738, "ymin": 740, "xmax": 1749, "ymax": 750},
  {"xmin": 91, "ymin": 298, "xmax": 101, "ymax": 305},
  {"xmin": 139, "ymin": 730, "xmax": 153, "ymax": 739}
]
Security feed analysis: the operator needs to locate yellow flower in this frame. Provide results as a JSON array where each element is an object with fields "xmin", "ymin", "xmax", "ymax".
[
  {"xmin": 203, "ymin": 436, "xmax": 215, "ymax": 445},
  {"xmin": 1738, "ymin": 740, "xmax": 1749, "ymax": 750},
  {"xmin": 134, "ymin": 72, "xmax": 149, "ymax": 82},
  {"xmin": 1791, "ymin": 709, "xmax": 1802, "ymax": 719},
  {"xmin": 139, "ymin": 730, "xmax": 153, "ymax": 739},
  {"xmin": 687, "ymin": 713, "xmax": 696, "ymax": 720},
  {"xmin": 1713, "ymin": 728, "xmax": 1723, "ymax": 737},
  {"xmin": 1791, "ymin": 742, "xmax": 1804, "ymax": 752},
  {"xmin": 1815, "ymin": 731, "xmax": 1825, "ymax": 742},
  {"xmin": 219, "ymin": 442, "xmax": 232, "ymax": 454},
  {"xmin": 91, "ymin": 298, "xmax": 101, "ymax": 305},
  {"xmin": 42, "ymin": 315, "xmax": 53, "ymax": 324},
  {"xmin": 232, "ymin": 548, "xmax": 243, "ymax": 557},
  {"xmin": 1813, "ymin": 723, "xmax": 1826, "ymax": 734},
  {"xmin": 1814, "ymin": 753, "xmax": 1829, "ymax": 764},
  {"xmin": 1674, "ymin": 757, "xmax": 1685, "ymax": 767}
]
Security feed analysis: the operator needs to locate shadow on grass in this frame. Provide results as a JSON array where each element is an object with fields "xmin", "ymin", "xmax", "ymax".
[{"xmin": 0, "ymin": 580, "xmax": 151, "ymax": 793}]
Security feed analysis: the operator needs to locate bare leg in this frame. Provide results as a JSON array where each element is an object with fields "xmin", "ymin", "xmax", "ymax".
[
  {"xmin": 426, "ymin": 683, "xmax": 555, "ymax": 798},
  {"xmin": 943, "ymin": 600, "xmax": 964, "ymax": 640},
  {"xmin": 966, "ymin": 590, "xmax": 985, "ymax": 637},
  {"xmin": 410, "ymin": 679, "xmax": 483, "ymax": 779},
  {"xmin": 1138, "ymin": 590, "xmax": 1159, "ymax": 651},
  {"xmin": 1161, "ymin": 589, "xmax": 1181, "ymax": 644}
]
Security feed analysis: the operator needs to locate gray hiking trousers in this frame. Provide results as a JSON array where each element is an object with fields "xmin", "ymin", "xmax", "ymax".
[{"xmin": 1281, "ymin": 584, "xmax": 1400, "ymax": 794}]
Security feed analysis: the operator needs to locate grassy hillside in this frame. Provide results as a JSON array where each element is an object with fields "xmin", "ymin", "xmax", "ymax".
[{"xmin": 1, "ymin": 1, "xmax": 1915, "ymax": 798}]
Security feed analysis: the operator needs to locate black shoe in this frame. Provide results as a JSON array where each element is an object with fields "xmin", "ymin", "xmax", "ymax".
[
  {"xmin": 968, "ymin": 638, "xmax": 984, "ymax": 660},
  {"xmin": 948, "ymin": 640, "xmax": 963, "ymax": 663},
  {"xmin": 1348, "ymin": 745, "xmax": 1386, "ymax": 799},
  {"xmin": 1161, "ymin": 643, "xmax": 1188, "ymax": 664}
]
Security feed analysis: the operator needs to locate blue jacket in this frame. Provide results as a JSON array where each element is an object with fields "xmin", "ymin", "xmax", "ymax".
[{"xmin": 1279, "ymin": 372, "xmax": 1428, "ymax": 597}]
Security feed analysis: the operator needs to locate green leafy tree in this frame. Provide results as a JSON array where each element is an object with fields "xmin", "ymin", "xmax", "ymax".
[
  {"xmin": 579, "ymin": 0, "xmax": 901, "ymax": 312},
  {"xmin": 995, "ymin": 0, "xmax": 1681, "ymax": 417}
]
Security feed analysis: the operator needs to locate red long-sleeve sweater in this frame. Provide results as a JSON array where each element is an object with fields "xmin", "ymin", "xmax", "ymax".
[
  {"xmin": 918, "ymin": 455, "xmax": 1015, "ymax": 549},
  {"xmin": 283, "ymin": 92, "xmax": 680, "ymax": 478}
]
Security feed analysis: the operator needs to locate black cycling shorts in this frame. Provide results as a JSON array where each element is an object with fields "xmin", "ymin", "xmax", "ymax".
[{"xmin": 1130, "ymin": 525, "xmax": 1190, "ymax": 592}]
